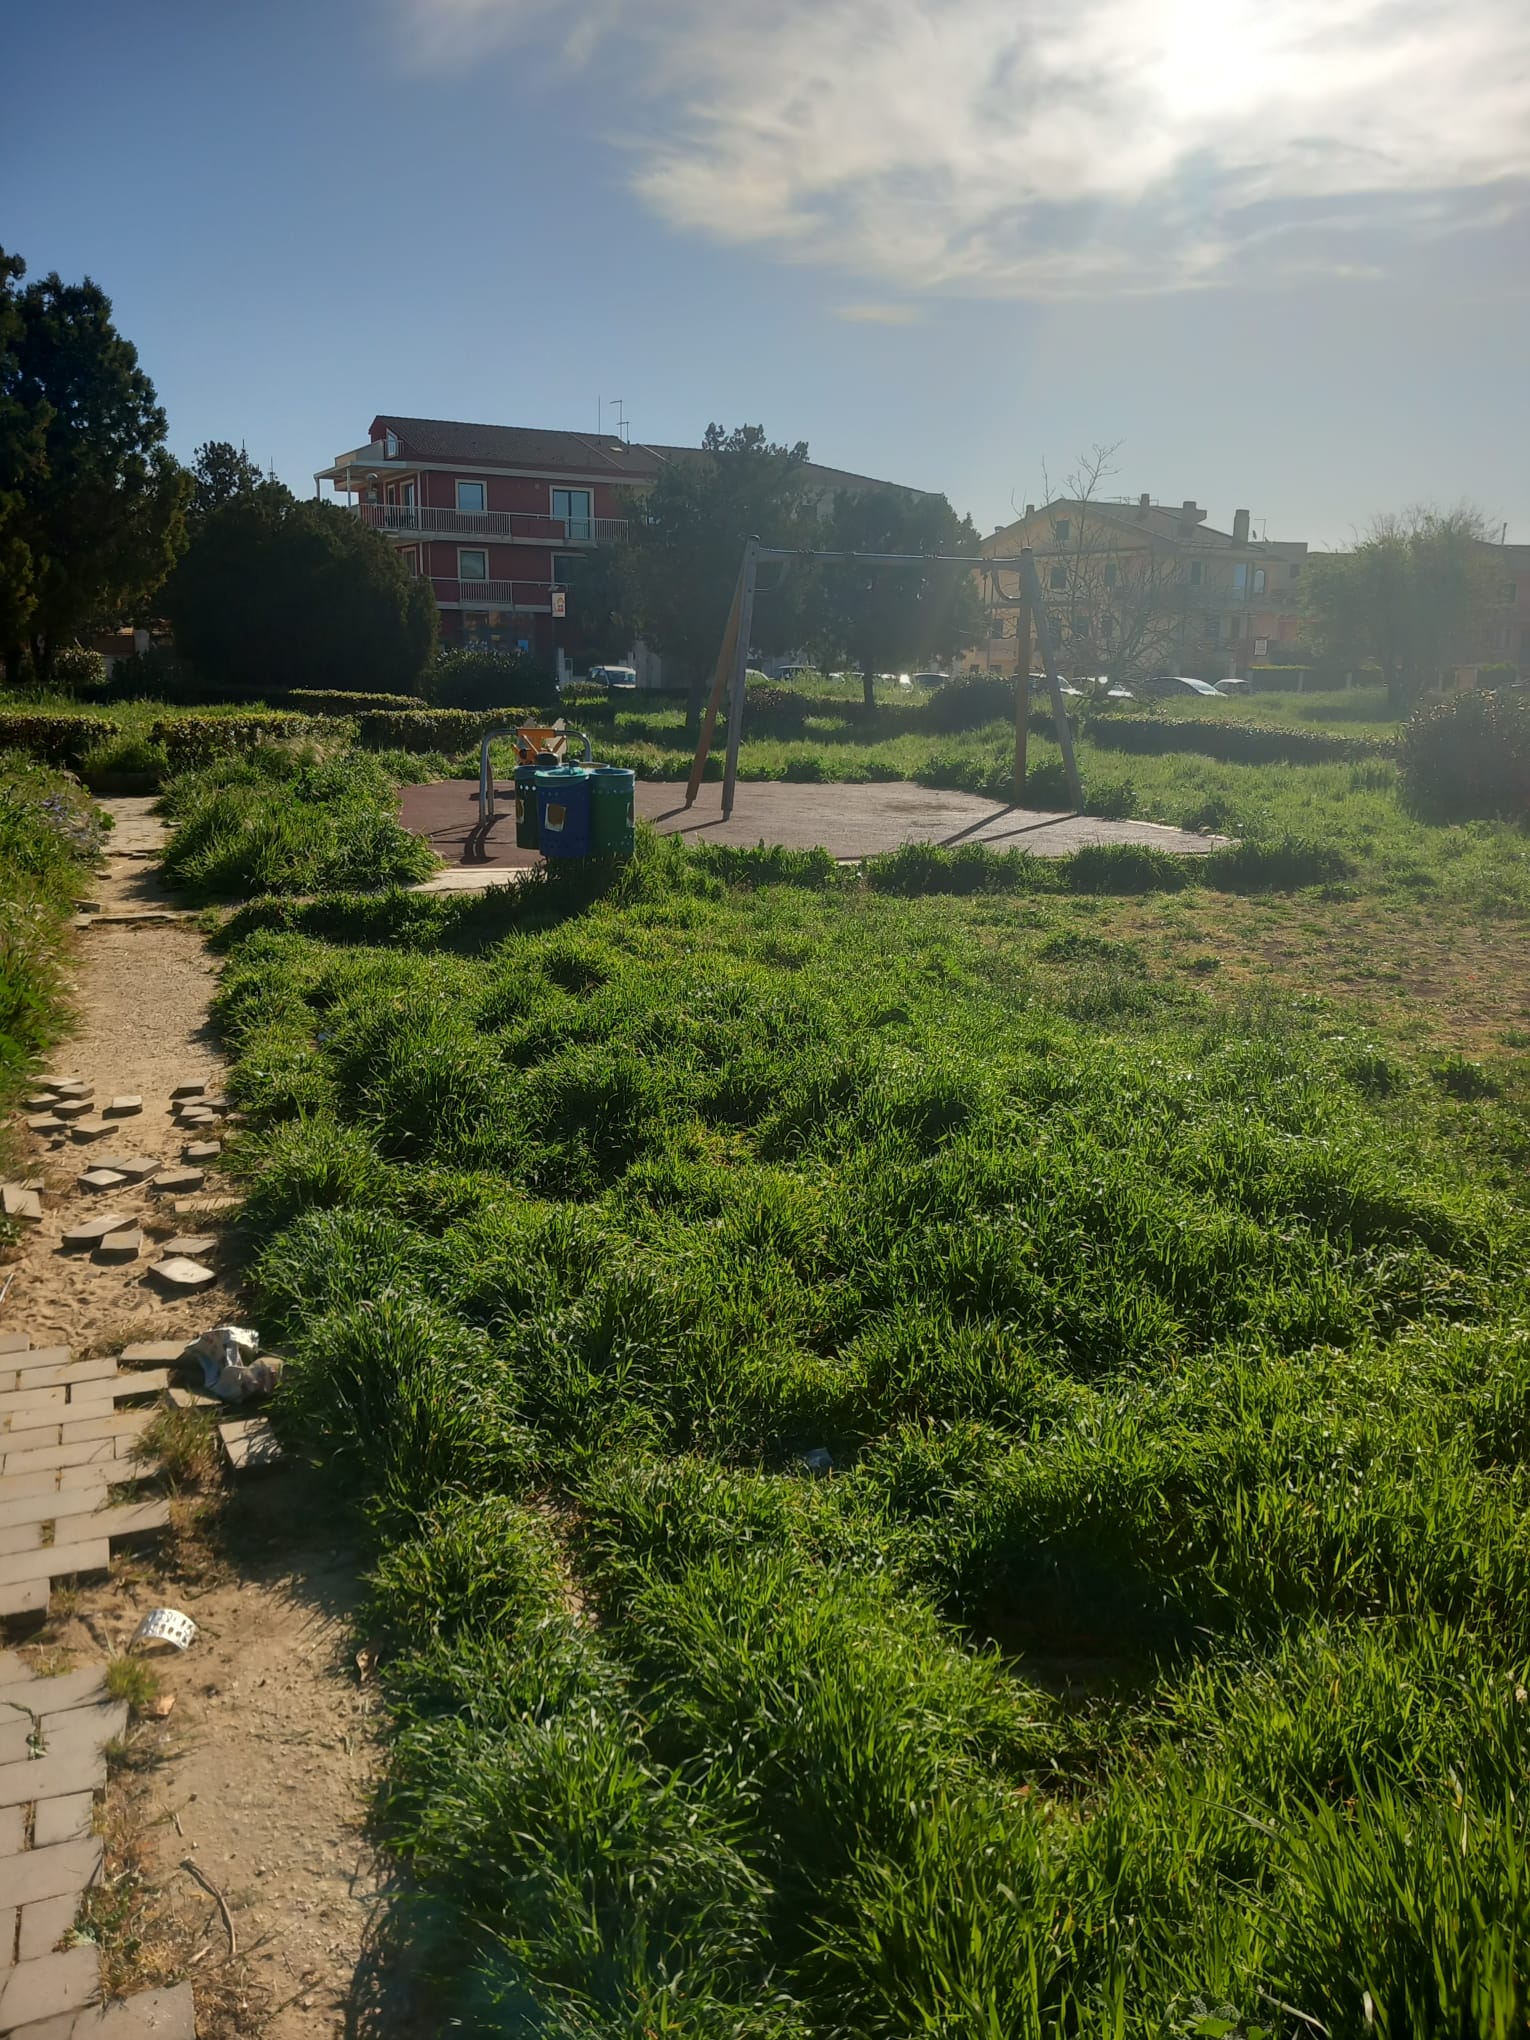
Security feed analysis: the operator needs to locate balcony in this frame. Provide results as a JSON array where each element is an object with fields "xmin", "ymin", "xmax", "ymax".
[
  {"xmin": 355, "ymin": 503, "xmax": 626, "ymax": 544},
  {"xmin": 430, "ymin": 576, "xmax": 556, "ymax": 611}
]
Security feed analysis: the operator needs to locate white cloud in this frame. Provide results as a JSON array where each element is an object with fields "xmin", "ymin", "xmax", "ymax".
[
  {"xmin": 399, "ymin": 0, "xmax": 1530, "ymax": 297},
  {"xmin": 834, "ymin": 302, "xmax": 923, "ymax": 324}
]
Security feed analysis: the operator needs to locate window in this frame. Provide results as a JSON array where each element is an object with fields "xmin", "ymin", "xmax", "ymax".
[
  {"xmin": 1104, "ymin": 562, "xmax": 1118, "ymax": 588},
  {"xmin": 1254, "ymin": 636, "xmax": 1269, "ymax": 656},
  {"xmin": 1189, "ymin": 560, "xmax": 1204, "ymax": 586},
  {"xmin": 1232, "ymin": 563, "xmax": 1248, "ymax": 593},
  {"xmin": 458, "ymin": 548, "xmax": 488, "ymax": 581},
  {"xmin": 1052, "ymin": 519, "xmax": 1070, "ymax": 542},
  {"xmin": 456, "ymin": 480, "xmax": 486, "ymax": 514},
  {"xmin": 1049, "ymin": 564, "xmax": 1068, "ymax": 590},
  {"xmin": 552, "ymin": 553, "xmax": 585, "ymax": 587},
  {"xmin": 1252, "ymin": 568, "xmax": 1266, "ymax": 595},
  {"xmin": 401, "ymin": 549, "xmax": 418, "ymax": 578},
  {"xmin": 384, "ymin": 430, "xmax": 398, "ymax": 458},
  {"xmin": 553, "ymin": 487, "xmax": 594, "ymax": 540},
  {"xmin": 401, "ymin": 481, "xmax": 417, "ymax": 509}
]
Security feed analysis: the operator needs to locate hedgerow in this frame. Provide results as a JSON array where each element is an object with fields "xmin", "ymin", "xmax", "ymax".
[{"xmin": 0, "ymin": 752, "xmax": 103, "ymax": 1122}]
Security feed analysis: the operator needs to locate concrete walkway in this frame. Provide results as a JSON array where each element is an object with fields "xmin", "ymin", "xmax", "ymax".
[{"xmin": 400, "ymin": 777, "xmax": 1222, "ymax": 878}]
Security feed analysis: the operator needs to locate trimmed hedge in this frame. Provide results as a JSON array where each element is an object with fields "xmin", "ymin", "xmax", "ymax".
[
  {"xmin": 353, "ymin": 707, "xmax": 541, "ymax": 753},
  {"xmin": 0, "ymin": 713, "xmax": 123, "ymax": 767},
  {"xmin": 286, "ymin": 689, "xmax": 428, "ymax": 714},
  {"xmin": 1089, "ymin": 716, "xmax": 1392, "ymax": 766},
  {"xmin": 150, "ymin": 713, "xmax": 356, "ymax": 770}
]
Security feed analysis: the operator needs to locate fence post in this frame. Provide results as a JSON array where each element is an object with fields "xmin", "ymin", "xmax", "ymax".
[
  {"xmin": 721, "ymin": 537, "xmax": 761, "ymax": 821},
  {"xmin": 1013, "ymin": 587, "xmax": 1031, "ymax": 802}
]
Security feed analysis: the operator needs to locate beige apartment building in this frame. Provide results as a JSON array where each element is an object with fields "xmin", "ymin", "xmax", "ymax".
[{"xmin": 977, "ymin": 495, "xmax": 1309, "ymax": 679}]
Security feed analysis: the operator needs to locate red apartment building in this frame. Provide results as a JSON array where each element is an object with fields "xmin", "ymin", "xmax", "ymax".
[{"xmin": 316, "ymin": 415, "xmax": 938, "ymax": 663}]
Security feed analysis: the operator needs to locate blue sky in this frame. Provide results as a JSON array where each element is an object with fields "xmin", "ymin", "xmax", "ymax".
[{"xmin": 5, "ymin": 0, "xmax": 1527, "ymax": 547}]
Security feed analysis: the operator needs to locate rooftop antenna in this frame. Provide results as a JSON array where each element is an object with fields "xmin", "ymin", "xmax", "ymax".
[{"xmin": 610, "ymin": 398, "xmax": 626, "ymax": 442}]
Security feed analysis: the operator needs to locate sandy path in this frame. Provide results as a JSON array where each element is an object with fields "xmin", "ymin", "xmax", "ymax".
[{"xmin": 3, "ymin": 799, "xmax": 384, "ymax": 2040}]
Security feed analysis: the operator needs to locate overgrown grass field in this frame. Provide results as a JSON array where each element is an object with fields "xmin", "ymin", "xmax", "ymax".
[
  {"xmin": 0, "ymin": 751, "xmax": 103, "ymax": 1137},
  {"xmin": 214, "ymin": 832, "xmax": 1530, "ymax": 2036}
]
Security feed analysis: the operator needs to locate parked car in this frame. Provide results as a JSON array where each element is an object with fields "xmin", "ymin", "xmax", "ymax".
[
  {"xmin": 1214, "ymin": 675, "xmax": 1251, "ymax": 693},
  {"xmin": 1172, "ymin": 675, "xmax": 1225, "ymax": 697},
  {"xmin": 1029, "ymin": 672, "xmax": 1085, "ymax": 699},
  {"xmin": 910, "ymin": 671, "xmax": 947, "ymax": 687},
  {"xmin": 589, "ymin": 664, "xmax": 638, "ymax": 690}
]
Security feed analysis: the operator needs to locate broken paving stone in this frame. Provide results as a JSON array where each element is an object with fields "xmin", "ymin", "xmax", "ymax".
[
  {"xmin": 221, "ymin": 1415, "xmax": 283, "ymax": 1471},
  {"xmin": 147, "ymin": 1256, "xmax": 216, "ymax": 1291},
  {"xmin": 89, "ymin": 1153, "xmax": 157, "ymax": 1182},
  {"xmin": 25, "ymin": 1113, "xmax": 64, "ymax": 1135},
  {"xmin": 150, "ymin": 1168, "xmax": 204, "ymax": 1194},
  {"xmin": 96, "ymin": 1229, "xmax": 143, "ymax": 1259},
  {"xmin": 78, "ymin": 1168, "xmax": 129, "ymax": 1193},
  {"xmin": 23, "ymin": 1093, "xmax": 60, "ymax": 1112},
  {"xmin": 70, "ymin": 1119, "xmax": 114, "ymax": 1142},
  {"xmin": 106, "ymin": 1095, "xmax": 143, "ymax": 1116},
  {"xmin": 52, "ymin": 1096, "xmax": 93, "ymax": 1119},
  {"xmin": 160, "ymin": 1234, "xmax": 217, "ymax": 1258},
  {"xmin": 169, "ymin": 1081, "xmax": 205, "ymax": 1099},
  {"xmin": 45, "ymin": 1076, "xmax": 89, "ymax": 1095},
  {"xmin": 1, "ymin": 1186, "xmax": 42, "ymax": 1222},
  {"xmin": 61, "ymin": 1211, "xmax": 135, "ymax": 1247},
  {"xmin": 182, "ymin": 1141, "xmax": 221, "ymax": 1163}
]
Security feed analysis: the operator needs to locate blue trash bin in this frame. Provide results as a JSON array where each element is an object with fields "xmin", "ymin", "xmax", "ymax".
[{"xmin": 535, "ymin": 766, "xmax": 593, "ymax": 859}]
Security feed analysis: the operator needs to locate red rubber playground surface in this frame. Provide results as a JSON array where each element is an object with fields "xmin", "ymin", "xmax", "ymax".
[{"xmin": 398, "ymin": 777, "xmax": 1222, "ymax": 871}]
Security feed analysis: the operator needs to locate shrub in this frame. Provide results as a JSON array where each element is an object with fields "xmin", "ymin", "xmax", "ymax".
[
  {"xmin": 50, "ymin": 645, "xmax": 107, "ymax": 693},
  {"xmin": 424, "ymin": 647, "xmax": 555, "ymax": 711},
  {"xmin": 150, "ymin": 712, "xmax": 355, "ymax": 771},
  {"xmin": 286, "ymin": 688, "xmax": 427, "ymax": 714},
  {"xmin": 1399, "ymin": 689, "xmax": 1530, "ymax": 822},
  {"xmin": 1091, "ymin": 716, "xmax": 1391, "ymax": 766},
  {"xmin": 925, "ymin": 674, "xmax": 1022, "ymax": 732},
  {"xmin": 0, "ymin": 754, "xmax": 101, "ymax": 1118},
  {"xmin": 0, "ymin": 712, "xmax": 121, "ymax": 769},
  {"xmin": 95, "ymin": 648, "xmax": 254, "ymax": 705},
  {"xmin": 353, "ymin": 707, "xmax": 538, "ymax": 754},
  {"xmin": 79, "ymin": 730, "xmax": 171, "ymax": 791}
]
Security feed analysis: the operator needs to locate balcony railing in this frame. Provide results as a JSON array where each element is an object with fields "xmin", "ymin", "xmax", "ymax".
[
  {"xmin": 430, "ymin": 577, "xmax": 556, "ymax": 610},
  {"xmin": 355, "ymin": 502, "xmax": 626, "ymax": 544}
]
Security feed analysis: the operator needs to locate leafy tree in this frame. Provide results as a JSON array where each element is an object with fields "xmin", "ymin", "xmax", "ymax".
[
  {"xmin": 163, "ymin": 493, "xmax": 437, "ymax": 695},
  {"xmin": 186, "ymin": 440, "xmax": 275, "ymax": 524},
  {"xmin": 624, "ymin": 424, "xmax": 818, "ymax": 721},
  {"xmin": 810, "ymin": 487, "xmax": 983, "ymax": 705},
  {"xmin": 1310, "ymin": 508, "xmax": 1494, "ymax": 710},
  {"xmin": 0, "ymin": 246, "xmax": 188, "ymax": 681}
]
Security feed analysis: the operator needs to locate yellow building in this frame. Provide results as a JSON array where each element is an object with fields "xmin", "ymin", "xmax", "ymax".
[{"xmin": 976, "ymin": 495, "xmax": 1308, "ymax": 679}]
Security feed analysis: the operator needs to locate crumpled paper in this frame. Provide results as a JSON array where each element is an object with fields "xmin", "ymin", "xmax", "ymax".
[{"xmin": 186, "ymin": 1324, "xmax": 281, "ymax": 1402}]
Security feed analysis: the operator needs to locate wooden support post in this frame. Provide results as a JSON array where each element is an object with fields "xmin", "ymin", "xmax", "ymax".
[
  {"xmin": 685, "ymin": 571, "xmax": 744, "ymax": 806},
  {"xmin": 1012, "ymin": 587, "xmax": 1030, "ymax": 803},
  {"xmin": 1019, "ymin": 549, "xmax": 1084, "ymax": 811},
  {"xmin": 721, "ymin": 537, "xmax": 761, "ymax": 821}
]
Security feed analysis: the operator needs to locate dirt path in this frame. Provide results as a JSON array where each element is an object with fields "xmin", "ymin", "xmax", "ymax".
[{"xmin": 3, "ymin": 799, "xmax": 382, "ymax": 2039}]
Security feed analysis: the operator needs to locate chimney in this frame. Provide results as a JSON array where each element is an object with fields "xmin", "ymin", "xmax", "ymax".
[
  {"xmin": 1137, "ymin": 492, "xmax": 1150, "ymax": 519},
  {"xmin": 1232, "ymin": 508, "xmax": 1250, "ymax": 547},
  {"xmin": 1025, "ymin": 503, "xmax": 1035, "ymax": 516},
  {"xmin": 1178, "ymin": 498, "xmax": 1202, "ymax": 537}
]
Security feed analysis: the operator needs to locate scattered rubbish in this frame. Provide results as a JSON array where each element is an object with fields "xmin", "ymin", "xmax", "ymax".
[
  {"xmin": 133, "ymin": 1607, "xmax": 198, "ymax": 1652},
  {"xmin": 144, "ymin": 1693, "xmax": 176, "ymax": 1720},
  {"xmin": 355, "ymin": 1642, "xmax": 380, "ymax": 1685},
  {"xmin": 188, "ymin": 1325, "xmax": 280, "ymax": 1401},
  {"xmin": 149, "ymin": 1255, "xmax": 217, "ymax": 1291},
  {"xmin": 802, "ymin": 1446, "xmax": 834, "ymax": 1477}
]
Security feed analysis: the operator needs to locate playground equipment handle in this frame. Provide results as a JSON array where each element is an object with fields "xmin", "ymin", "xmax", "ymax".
[{"xmin": 478, "ymin": 727, "xmax": 593, "ymax": 824}]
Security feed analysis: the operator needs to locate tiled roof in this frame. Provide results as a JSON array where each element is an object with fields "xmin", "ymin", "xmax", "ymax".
[{"xmin": 367, "ymin": 416, "xmax": 935, "ymax": 497}]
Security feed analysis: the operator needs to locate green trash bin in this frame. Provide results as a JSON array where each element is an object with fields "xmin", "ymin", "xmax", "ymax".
[
  {"xmin": 514, "ymin": 762, "xmax": 543, "ymax": 850},
  {"xmin": 589, "ymin": 766, "xmax": 636, "ymax": 858}
]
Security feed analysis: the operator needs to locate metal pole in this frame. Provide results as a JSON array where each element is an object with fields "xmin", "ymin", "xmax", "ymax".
[
  {"xmin": 1019, "ymin": 549, "xmax": 1084, "ymax": 811},
  {"xmin": 685, "ymin": 570, "xmax": 744, "ymax": 805},
  {"xmin": 721, "ymin": 537, "xmax": 760, "ymax": 821},
  {"xmin": 1013, "ymin": 586, "xmax": 1030, "ymax": 803}
]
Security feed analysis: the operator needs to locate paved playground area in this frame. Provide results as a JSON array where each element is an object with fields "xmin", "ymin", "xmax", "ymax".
[{"xmin": 399, "ymin": 777, "xmax": 1222, "ymax": 876}]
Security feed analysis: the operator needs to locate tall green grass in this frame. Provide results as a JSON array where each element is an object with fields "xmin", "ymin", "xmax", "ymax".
[
  {"xmin": 0, "ymin": 752, "xmax": 102, "ymax": 1131},
  {"xmin": 216, "ymin": 833, "xmax": 1530, "ymax": 2033},
  {"xmin": 159, "ymin": 744, "xmax": 436, "ymax": 900}
]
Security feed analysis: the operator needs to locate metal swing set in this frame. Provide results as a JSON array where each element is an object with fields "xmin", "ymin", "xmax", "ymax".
[{"xmin": 684, "ymin": 539, "xmax": 1083, "ymax": 820}]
